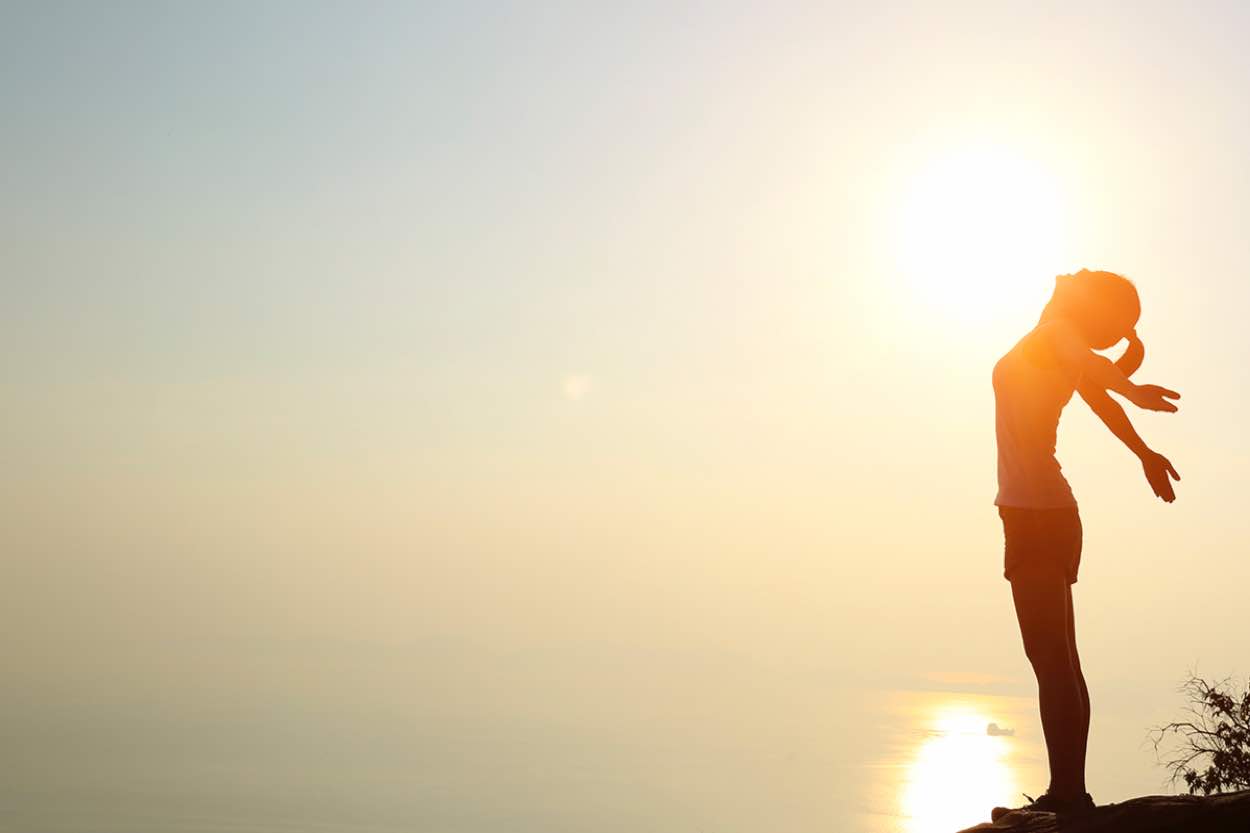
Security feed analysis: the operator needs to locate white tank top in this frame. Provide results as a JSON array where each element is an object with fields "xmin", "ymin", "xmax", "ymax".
[{"xmin": 993, "ymin": 327, "xmax": 1079, "ymax": 508}]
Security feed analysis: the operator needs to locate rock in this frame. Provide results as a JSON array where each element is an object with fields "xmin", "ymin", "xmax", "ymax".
[{"xmin": 956, "ymin": 789, "xmax": 1250, "ymax": 832}]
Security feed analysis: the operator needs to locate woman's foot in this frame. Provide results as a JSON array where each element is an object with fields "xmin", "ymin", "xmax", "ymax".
[{"xmin": 991, "ymin": 791, "xmax": 1096, "ymax": 821}]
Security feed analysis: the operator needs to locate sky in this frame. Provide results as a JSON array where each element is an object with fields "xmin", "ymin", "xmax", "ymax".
[{"xmin": 4, "ymin": 3, "xmax": 1250, "ymax": 831}]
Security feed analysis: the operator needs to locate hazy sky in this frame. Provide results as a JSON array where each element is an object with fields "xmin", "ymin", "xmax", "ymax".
[{"xmin": 5, "ymin": 3, "xmax": 1250, "ymax": 830}]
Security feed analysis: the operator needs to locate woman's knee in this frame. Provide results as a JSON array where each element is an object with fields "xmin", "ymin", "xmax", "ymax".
[
  {"xmin": 1067, "ymin": 643, "xmax": 1083, "ymax": 676},
  {"xmin": 1022, "ymin": 632, "xmax": 1072, "ymax": 674}
]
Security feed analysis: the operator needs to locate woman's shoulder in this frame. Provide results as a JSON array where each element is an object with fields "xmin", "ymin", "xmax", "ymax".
[
  {"xmin": 1031, "ymin": 317, "xmax": 1086, "ymax": 349},
  {"xmin": 997, "ymin": 325, "xmax": 1045, "ymax": 362},
  {"xmin": 1030, "ymin": 317, "xmax": 1094, "ymax": 383},
  {"xmin": 997, "ymin": 322, "xmax": 1071, "ymax": 376}
]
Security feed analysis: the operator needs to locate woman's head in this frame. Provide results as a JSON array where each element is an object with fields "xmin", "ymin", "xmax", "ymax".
[{"xmin": 1043, "ymin": 269, "xmax": 1140, "ymax": 349}]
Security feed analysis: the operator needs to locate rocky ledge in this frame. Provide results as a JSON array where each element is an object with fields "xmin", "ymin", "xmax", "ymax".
[{"xmin": 957, "ymin": 789, "xmax": 1250, "ymax": 832}]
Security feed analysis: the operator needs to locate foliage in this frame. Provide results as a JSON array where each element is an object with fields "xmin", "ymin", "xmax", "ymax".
[{"xmin": 1151, "ymin": 674, "xmax": 1250, "ymax": 795}]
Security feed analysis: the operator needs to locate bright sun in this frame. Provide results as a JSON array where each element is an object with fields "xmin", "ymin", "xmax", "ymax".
[{"xmin": 895, "ymin": 142, "xmax": 1069, "ymax": 324}]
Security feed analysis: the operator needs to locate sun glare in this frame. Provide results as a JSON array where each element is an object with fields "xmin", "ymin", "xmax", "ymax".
[
  {"xmin": 898, "ymin": 704, "xmax": 1021, "ymax": 833},
  {"xmin": 895, "ymin": 142, "xmax": 1069, "ymax": 325}
]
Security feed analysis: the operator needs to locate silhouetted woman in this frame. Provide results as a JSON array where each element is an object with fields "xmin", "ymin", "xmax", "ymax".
[{"xmin": 990, "ymin": 270, "xmax": 1180, "ymax": 818}]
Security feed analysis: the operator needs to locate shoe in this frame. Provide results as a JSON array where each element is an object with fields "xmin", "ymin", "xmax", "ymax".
[{"xmin": 991, "ymin": 791, "xmax": 1096, "ymax": 821}]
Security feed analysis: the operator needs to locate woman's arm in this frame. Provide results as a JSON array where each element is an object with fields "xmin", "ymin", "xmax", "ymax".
[
  {"xmin": 1115, "ymin": 330, "xmax": 1145, "ymax": 377},
  {"xmin": 1040, "ymin": 320, "xmax": 1179, "ymax": 411},
  {"xmin": 1077, "ymin": 384, "xmax": 1181, "ymax": 502},
  {"xmin": 1077, "ymin": 384, "xmax": 1150, "ymax": 456}
]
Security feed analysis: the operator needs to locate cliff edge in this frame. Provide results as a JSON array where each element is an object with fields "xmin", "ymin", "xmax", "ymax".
[{"xmin": 957, "ymin": 789, "xmax": 1250, "ymax": 832}]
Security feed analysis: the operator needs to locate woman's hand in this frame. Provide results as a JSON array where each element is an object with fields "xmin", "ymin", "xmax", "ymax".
[
  {"xmin": 1127, "ymin": 383, "xmax": 1181, "ymax": 412},
  {"xmin": 1140, "ymin": 450, "xmax": 1181, "ymax": 502}
]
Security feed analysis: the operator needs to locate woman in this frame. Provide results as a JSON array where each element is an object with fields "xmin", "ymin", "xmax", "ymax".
[{"xmin": 990, "ymin": 269, "xmax": 1181, "ymax": 818}]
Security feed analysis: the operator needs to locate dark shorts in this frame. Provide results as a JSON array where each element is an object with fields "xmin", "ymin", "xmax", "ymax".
[{"xmin": 998, "ymin": 505, "xmax": 1083, "ymax": 584}]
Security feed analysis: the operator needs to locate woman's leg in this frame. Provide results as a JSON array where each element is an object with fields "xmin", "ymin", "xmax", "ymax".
[
  {"xmin": 1010, "ymin": 570, "xmax": 1086, "ymax": 797},
  {"xmin": 1065, "ymin": 584, "xmax": 1091, "ymax": 785}
]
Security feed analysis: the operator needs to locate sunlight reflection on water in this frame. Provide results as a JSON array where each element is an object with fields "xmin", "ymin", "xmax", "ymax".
[{"xmin": 875, "ymin": 692, "xmax": 1043, "ymax": 833}]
